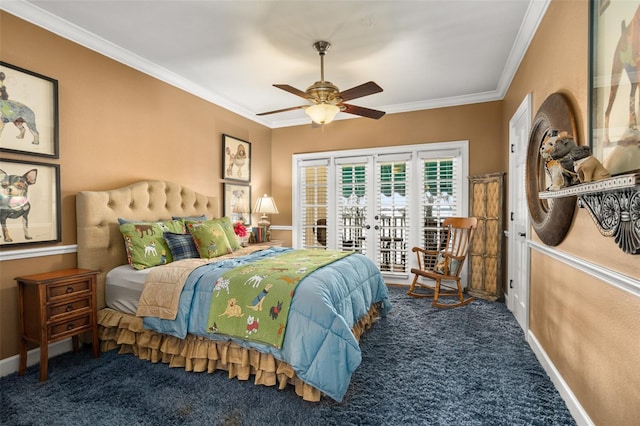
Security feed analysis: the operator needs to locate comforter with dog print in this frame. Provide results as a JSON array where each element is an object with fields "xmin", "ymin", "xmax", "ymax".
[
  {"xmin": 207, "ymin": 249, "xmax": 353, "ymax": 349},
  {"xmin": 141, "ymin": 246, "xmax": 391, "ymax": 402}
]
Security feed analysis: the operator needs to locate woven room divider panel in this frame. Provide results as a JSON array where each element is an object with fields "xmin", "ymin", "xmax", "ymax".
[{"xmin": 468, "ymin": 172, "xmax": 505, "ymax": 301}]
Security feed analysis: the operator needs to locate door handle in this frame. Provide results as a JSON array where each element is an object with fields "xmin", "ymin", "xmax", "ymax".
[
  {"xmin": 518, "ymin": 232, "xmax": 526, "ymax": 237},
  {"xmin": 364, "ymin": 225, "xmax": 371, "ymax": 230}
]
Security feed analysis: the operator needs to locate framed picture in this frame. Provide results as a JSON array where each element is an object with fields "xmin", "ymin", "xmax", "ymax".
[
  {"xmin": 0, "ymin": 62, "xmax": 59, "ymax": 158},
  {"xmin": 222, "ymin": 134, "xmax": 251, "ymax": 182},
  {"xmin": 224, "ymin": 183, "xmax": 251, "ymax": 226},
  {"xmin": 589, "ymin": 0, "xmax": 640, "ymax": 176},
  {"xmin": 0, "ymin": 158, "xmax": 61, "ymax": 247}
]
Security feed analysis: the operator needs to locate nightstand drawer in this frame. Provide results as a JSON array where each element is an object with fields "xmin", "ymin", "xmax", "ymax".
[
  {"xmin": 49, "ymin": 314, "xmax": 91, "ymax": 340},
  {"xmin": 47, "ymin": 280, "xmax": 91, "ymax": 300},
  {"xmin": 48, "ymin": 297, "xmax": 91, "ymax": 319}
]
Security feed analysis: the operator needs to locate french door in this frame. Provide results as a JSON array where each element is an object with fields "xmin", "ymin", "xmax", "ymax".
[{"xmin": 293, "ymin": 142, "xmax": 469, "ymax": 285}]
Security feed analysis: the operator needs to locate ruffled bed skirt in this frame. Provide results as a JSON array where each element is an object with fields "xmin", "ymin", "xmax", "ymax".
[{"xmin": 97, "ymin": 304, "xmax": 381, "ymax": 402}]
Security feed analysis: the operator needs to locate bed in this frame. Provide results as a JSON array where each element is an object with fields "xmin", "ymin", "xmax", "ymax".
[{"xmin": 76, "ymin": 180, "xmax": 391, "ymax": 402}]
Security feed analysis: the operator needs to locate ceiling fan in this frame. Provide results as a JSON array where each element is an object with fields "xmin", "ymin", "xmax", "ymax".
[{"xmin": 257, "ymin": 41, "xmax": 385, "ymax": 124}]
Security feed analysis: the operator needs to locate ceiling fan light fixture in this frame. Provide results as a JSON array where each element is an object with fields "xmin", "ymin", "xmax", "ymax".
[{"xmin": 306, "ymin": 103, "xmax": 340, "ymax": 124}]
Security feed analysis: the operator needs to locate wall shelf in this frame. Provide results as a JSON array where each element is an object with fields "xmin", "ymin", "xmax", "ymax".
[{"xmin": 539, "ymin": 173, "xmax": 640, "ymax": 254}]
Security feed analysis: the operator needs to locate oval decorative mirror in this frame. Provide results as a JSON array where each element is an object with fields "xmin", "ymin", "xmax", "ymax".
[{"xmin": 525, "ymin": 93, "xmax": 579, "ymax": 246}]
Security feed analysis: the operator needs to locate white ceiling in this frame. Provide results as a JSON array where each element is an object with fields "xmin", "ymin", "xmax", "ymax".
[{"xmin": 2, "ymin": 0, "xmax": 549, "ymax": 128}]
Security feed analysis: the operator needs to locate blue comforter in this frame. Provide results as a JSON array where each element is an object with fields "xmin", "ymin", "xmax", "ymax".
[{"xmin": 143, "ymin": 247, "xmax": 392, "ymax": 401}]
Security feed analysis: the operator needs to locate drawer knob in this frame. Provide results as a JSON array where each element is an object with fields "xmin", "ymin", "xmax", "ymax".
[
  {"xmin": 65, "ymin": 304, "xmax": 74, "ymax": 312},
  {"xmin": 66, "ymin": 286, "xmax": 73, "ymax": 294},
  {"xmin": 67, "ymin": 323, "xmax": 74, "ymax": 330}
]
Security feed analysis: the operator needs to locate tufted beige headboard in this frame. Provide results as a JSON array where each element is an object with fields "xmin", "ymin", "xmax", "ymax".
[{"xmin": 76, "ymin": 180, "xmax": 219, "ymax": 308}]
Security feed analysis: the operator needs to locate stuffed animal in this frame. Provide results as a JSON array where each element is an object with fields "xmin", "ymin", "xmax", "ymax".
[
  {"xmin": 574, "ymin": 156, "xmax": 610, "ymax": 183},
  {"xmin": 540, "ymin": 130, "xmax": 591, "ymax": 189}
]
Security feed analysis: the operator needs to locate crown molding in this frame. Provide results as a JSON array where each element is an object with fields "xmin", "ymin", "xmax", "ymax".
[{"xmin": 1, "ymin": 0, "xmax": 549, "ymax": 129}]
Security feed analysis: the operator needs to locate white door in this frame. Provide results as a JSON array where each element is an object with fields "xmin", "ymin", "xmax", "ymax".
[{"xmin": 507, "ymin": 94, "xmax": 531, "ymax": 332}]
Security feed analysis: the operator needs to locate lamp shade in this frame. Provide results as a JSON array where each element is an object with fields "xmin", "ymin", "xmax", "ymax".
[
  {"xmin": 232, "ymin": 196, "xmax": 249, "ymax": 214},
  {"xmin": 305, "ymin": 103, "xmax": 340, "ymax": 125},
  {"xmin": 254, "ymin": 194, "xmax": 279, "ymax": 215}
]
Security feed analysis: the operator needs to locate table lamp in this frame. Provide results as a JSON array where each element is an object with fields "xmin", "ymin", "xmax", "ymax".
[{"xmin": 254, "ymin": 194, "xmax": 279, "ymax": 240}]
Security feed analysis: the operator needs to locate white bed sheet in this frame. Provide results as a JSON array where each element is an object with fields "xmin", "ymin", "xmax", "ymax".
[{"xmin": 105, "ymin": 265, "xmax": 151, "ymax": 315}]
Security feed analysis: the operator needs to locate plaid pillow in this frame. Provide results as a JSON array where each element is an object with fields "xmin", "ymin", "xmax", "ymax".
[{"xmin": 163, "ymin": 232, "xmax": 199, "ymax": 261}]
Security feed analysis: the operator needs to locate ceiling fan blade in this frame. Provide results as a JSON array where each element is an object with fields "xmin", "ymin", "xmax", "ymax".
[
  {"xmin": 338, "ymin": 81, "xmax": 383, "ymax": 102},
  {"xmin": 273, "ymin": 84, "xmax": 310, "ymax": 99},
  {"xmin": 257, "ymin": 105, "xmax": 308, "ymax": 116},
  {"xmin": 341, "ymin": 103, "xmax": 386, "ymax": 119}
]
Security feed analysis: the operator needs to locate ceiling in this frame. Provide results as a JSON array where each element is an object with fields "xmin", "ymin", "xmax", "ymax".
[{"xmin": 2, "ymin": 0, "xmax": 549, "ymax": 128}]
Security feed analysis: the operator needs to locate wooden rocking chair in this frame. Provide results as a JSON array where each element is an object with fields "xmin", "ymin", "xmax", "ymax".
[{"xmin": 407, "ymin": 217, "xmax": 477, "ymax": 308}]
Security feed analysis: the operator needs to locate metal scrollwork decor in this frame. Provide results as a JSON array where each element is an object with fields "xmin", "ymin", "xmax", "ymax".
[{"xmin": 577, "ymin": 174, "xmax": 640, "ymax": 254}]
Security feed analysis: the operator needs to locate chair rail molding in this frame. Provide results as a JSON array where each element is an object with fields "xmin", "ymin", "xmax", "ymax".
[
  {"xmin": 0, "ymin": 244, "xmax": 77, "ymax": 261},
  {"xmin": 529, "ymin": 239, "xmax": 640, "ymax": 298}
]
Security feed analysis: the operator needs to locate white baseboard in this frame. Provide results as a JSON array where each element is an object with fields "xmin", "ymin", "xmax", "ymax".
[
  {"xmin": 0, "ymin": 339, "xmax": 73, "ymax": 378},
  {"xmin": 528, "ymin": 332, "xmax": 594, "ymax": 426}
]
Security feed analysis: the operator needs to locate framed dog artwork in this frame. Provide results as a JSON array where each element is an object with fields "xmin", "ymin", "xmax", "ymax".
[
  {"xmin": 222, "ymin": 134, "xmax": 251, "ymax": 182},
  {"xmin": 589, "ymin": 0, "xmax": 640, "ymax": 176},
  {"xmin": 0, "ymin": 158, "xmax": 61, "ymax": 247},
  {"xmin": 224, "ymin": 183, "xmax": 251, "ymax": 226},
  {"xmin": 0, "ymin": 62, "xmax": 59, "ymax": 159}
]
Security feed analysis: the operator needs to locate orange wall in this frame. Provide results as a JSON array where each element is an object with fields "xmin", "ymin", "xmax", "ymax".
[
  {"xmin": 502, "ymin": 1, "xmax": 640, "ymax": 424},
  {"xmin": 0, "ymin": 12, "xmax": 272, "ymax": 358}
]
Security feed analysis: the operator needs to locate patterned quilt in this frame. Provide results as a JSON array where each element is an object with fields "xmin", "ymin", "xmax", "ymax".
[{"xmin": 206, "ymin": 250, "xmax": 351, "ymax": 348}]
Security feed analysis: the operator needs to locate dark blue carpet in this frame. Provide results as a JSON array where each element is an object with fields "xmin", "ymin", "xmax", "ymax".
[{"xmin": 1, "ymin": 287, "xmax": 575, "ymax": 425}]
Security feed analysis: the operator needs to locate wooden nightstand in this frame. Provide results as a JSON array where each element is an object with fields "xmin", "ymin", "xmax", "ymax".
[{"xmin": 16, "ymin": 268, "xmax": 100, "ymax": 381}]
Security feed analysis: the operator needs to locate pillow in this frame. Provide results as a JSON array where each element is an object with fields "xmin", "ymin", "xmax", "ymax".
[
  {"xmin": 186, "ymin": 220, "xmax": 233, "ymax": 258},
  {"xmin": 163, "ymin": 231, "xmax": 199, "ymax": 261},
  {"xmin": 184, "ymin": 217, "xmax": 242, "ymax": 251},
  {"xmin": 119, "ymin": 220, "xmax": 185, "ymax": 270},
  {"xmin": 213, "ymin": 217, "xmax": 242, "ymax": 251},
  {"xmin": 434, "ymin": 252, "xmax": 461, "ymax": 276}
]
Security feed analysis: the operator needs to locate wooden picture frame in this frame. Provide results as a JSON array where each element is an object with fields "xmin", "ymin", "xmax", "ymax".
[
  {"xmin": 0, "ymin": 158, "xmax": 61, "ymax": 247},
  {"xmin": 589, "ymin": 0, "xmax": 640, "ymax": 176},
  {"xmin": 223, "ymin": 183, "xmax": 251, "ymax": 226},
  {"xmin": 222, "ymin": 134, "xmax": 251, "ymax": 182},
  {"xmin": 0, "ymin": 62, "xmax": 59, "ymax": 158}
]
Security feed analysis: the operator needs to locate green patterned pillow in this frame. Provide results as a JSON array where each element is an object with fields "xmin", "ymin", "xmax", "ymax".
[
  {"xmin": 186, "ymin": 220, "xmax": 233, "ymax": 258},
  {"xmin": 213, "ymin": 217, "xmax": 242, "ymax": 251},
  {"xmin": 119, "ymin": 220, "xmax": 185, "ymax": 270},
  {"xmin": 185, "ymin": 217, "xmax": 242, "ymax": 251}
]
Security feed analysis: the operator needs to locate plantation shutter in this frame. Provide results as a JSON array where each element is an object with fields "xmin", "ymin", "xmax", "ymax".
[
  {"xmin": 296, "ymin": 159, "xmax": 329, "ymax": 249},
  {"xmin": 418, "ymin": 149, "xmax": 461, "ymax": 252}
]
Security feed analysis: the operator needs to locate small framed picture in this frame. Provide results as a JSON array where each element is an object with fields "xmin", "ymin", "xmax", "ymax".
[
  {"xmin": 224, "ymin": 183, "xmax": 251, "ymax": 226},
  {"xmin": 222, "ymin": 134, "xmax": 251, "ymax": 182},
  {"xmin": 0, "ymin": 62, "xmax": 59, "ymax": 158},
  {"xmin": 0, "ymin": 158, "xmax": 61, "ymax": 247}
]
